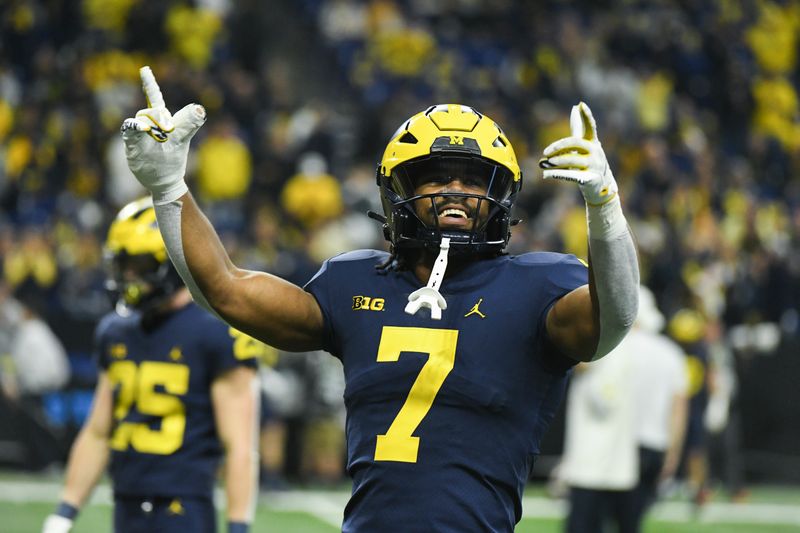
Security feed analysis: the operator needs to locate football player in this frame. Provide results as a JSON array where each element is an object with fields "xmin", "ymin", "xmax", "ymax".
[
  {"xmin": 42, "ymin": 198, "xmax": 260, "ymax": 533},
  {"xmin": 120, "ymin": 66, "xmax": 639, "ymax": 532}
]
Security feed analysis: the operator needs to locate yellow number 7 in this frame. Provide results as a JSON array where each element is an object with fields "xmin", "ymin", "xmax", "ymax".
[{"xmin": 374, "ymin": 326, "xmax": 458, "ymax": 463}]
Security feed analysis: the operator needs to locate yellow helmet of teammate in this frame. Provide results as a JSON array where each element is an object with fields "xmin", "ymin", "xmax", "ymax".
[
  {"xmin": 668, "ymin": 308, "xmax": 707, "ymax": 344},
  {"xmin": 376, "ymin": 104, "xmax": 522, "ymax": 255},
  {"xmin": 104, "ymin": 197, "xmax": 183, "ymax": 314}
]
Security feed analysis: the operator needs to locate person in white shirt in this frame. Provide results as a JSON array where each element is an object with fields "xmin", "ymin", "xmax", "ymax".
[
  {"xmin": 0, "ymin": 285, "xmax": 70, "ymax": 471},
  {"xmin": 560, "ymin": 286, "xmax": 688, "ymax": 533},
  {"xmin": 560, "ymin": 329, "xmax": 638, "ymax": 533},
  {"xmin": 630, "ymin": 287, "xmax": 688, "ymax": 521}
]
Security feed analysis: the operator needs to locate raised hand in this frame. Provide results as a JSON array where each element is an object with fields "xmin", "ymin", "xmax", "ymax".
[
  {"xmin": 121, "ymin": 66, "xmax": 206, "ymax": 204},
  {"xmin": 539, "ymin": 102, "xmax": 618, "ymax": 206}
]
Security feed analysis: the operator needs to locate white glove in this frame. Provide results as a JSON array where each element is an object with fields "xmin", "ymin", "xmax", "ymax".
[
  {"xmin": 540, "ymin": 102, "xmax": 618, "ymax": 206},
  {"xmin": 121, "ymin": 66, "xmax": 206, "ymax": 205},
  {"xmin": 42, "ymin": 514, "xmax": 73, "ymax": 533}
]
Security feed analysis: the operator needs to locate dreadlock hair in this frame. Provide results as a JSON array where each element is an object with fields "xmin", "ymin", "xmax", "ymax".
[{"xmin": 375, "ymin": 246, "xmax": 412, "ymax": 273}]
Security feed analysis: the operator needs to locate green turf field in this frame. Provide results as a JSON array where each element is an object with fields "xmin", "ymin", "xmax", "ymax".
[
  {"xmin": 6, "ymin": 500, "xmax": 800, "ymax": 533},
  {"xmin": 3, "ymin": 472, "xmax": 798, "ymax": 532}
]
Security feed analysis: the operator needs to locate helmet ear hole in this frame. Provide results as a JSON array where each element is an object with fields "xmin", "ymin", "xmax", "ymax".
[
  {"xmin": 485, "ymin": 212, "xmax": 511, "ymax": 244},
  {"xmin": 392, "ymin": 209, "xmax": 411, "ymax": 242}
]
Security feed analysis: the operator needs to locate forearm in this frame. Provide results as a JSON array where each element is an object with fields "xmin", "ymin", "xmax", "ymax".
[
  {"xmin": 662, "ymin": 396, "xmax": 688, "ymax": 477},
  {"xmin": 214, "ymin": 367, "xmax": 260, "ymax": 525},
  {"xmin": 154, "ymin": 194, "xmax": 233, "ymax": 316},
  {"xmin": 60, "ymin": 428, "xmax": 110, "ymax": 508},
  {"xmin": 223, "ymin": 446, "xmax": 259, "ymax": 522},
  {"xmin": 155, "ymin": 195, "xmax": 324, "ymax": 350},
  {"xmin": 586, "ymin": 197, "xmax": 639, "ymax": 359}
]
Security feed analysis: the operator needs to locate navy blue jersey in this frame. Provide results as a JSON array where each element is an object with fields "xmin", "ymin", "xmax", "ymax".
[
  {"xmin": 305, "ymin": 249, "xmax": 588, "ymax": 532},
  {"xmin": 94, "ymin": 303, "xmax": 258, "ymax": 498}
]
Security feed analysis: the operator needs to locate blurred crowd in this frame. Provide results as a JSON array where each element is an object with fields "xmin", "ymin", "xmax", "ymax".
[{"xmin": 0, "ymin": 0, "xmax": 799, "ymax": 488}]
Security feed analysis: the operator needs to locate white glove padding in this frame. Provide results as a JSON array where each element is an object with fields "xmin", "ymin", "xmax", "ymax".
[
  {"xmin": 121, "ymin": 66, "xmax": 206, "ymax": 205},
  {"xmin": 540, "ymin": 102, "xmax": 618, "ymax": 206},
  {"xmin": 42, "ymin": 514, "xmax": 73, "ymax": 533}
]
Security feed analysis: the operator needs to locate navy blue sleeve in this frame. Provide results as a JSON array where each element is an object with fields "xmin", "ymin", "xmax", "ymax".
[
  {"xmin": 92, "ymin": 313, "xmax": 115, "ymax": 371},
  {"xmin": 537, "ymin": 254, "xmax": 589, "ymax": 327},
  {"xmin": 303, "ymin": 249, "xmax": 389, "ymax": 358},
  {"xmin": 304, "ymin": 259, "xmax": 338, "ymax": 357},
  {"xmin": 536, "ymin": 254, "xmax": 589, "ymax": 372}
]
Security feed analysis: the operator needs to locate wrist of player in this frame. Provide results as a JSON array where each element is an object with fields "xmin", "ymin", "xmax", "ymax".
[
  {"xmin": 586, "ymin": 195, "xmax": 628, "ymax": 242},
  {"xmin": 56, "ymin": 501, "xmax": 79, "ymax": 520},
  {"xmin": 123, "ymin": 144, "xmax": 189, "ymax": 202},
  {"xmin": 578, "ymin": 167, "xmax": 618, "ymax": 207},
  {"xmin": 124, "ymin": 152, "xmax": 188, "ymax": 205},
  {"xmin": 579, "ymin": 167, "xmax": 626, "ymax": 241},
  {"xmin": 43, "ymin": 502, "xmax": 78, "ymax": 533},
  {"xmin": 228, "ymin": 520, "xmax": 250, "ymax": 533},
  {"xmin": 151, "ymin": 178, "xmax": 189, "ymax": 205},
  {"xmin": 542, "ymin": 160, "xmax": 626, "ymax": 239}
]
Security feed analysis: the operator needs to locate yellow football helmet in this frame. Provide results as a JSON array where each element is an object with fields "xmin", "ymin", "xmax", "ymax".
[
  {"xmin": 668, "ymin": 308, "xmax": 707, "ymax": 345},
  {"xmin": 105, "ymin": 197, "xmax": 182, "ymax": 313},
  {"xmin": 376, "ymin": 104, "xmax": 522, "ymax": 254}
]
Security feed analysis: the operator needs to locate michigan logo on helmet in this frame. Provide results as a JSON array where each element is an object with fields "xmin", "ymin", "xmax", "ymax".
[
  {"xmin": 105, "ymin": 197, "xmax": 183, "ymax": 314},
  {"xmin": 375, "ymin": 104, "xmax": 522, "ymax": 255}
]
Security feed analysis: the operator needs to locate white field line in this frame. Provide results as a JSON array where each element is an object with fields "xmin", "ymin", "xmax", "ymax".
[
  {"xmin": 519, "ymin": 496, "xmax": 800, "ymax": 525},
  {"xmin": 649, "ymin": 500, "xmax": 800, "ymax": 526},
  {"xmin": 260, "ymin": 490, "xmax": 800, "ymax": 527},
  {"xmin": 260, "ymin": 491, "xmax": 347, "ymax": 528},
  {"xmin": 0, "ymin": 480, "xmax": 113, "ymax": 505},
  {"xmin": 1, "ymin": 481, "xmax": 798, "ymax": 527}
]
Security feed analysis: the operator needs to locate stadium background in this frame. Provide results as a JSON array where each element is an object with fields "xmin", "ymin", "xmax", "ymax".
[{"xmin": 0, "ymin": 0, "xmax": 799, "ymax": 530}]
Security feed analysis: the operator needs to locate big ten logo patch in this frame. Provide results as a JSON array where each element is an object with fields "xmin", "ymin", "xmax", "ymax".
[{"xmin": 353, "ymin": 295, "xmax": 385, "ymax": 311}]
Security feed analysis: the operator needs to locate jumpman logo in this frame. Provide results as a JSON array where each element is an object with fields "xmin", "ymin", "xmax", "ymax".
[
  {"xmin": 167, "ymin": 498, "xmax": 185, "ymax": 516},
  {"xmin": 464, "ymin": 298, "xmax": 486, "ymax": 319}
]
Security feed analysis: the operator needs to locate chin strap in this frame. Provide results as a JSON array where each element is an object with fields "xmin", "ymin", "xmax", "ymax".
[{"xmin": 405, "ymin": 237, "xmax": 450, "ymax": 320}]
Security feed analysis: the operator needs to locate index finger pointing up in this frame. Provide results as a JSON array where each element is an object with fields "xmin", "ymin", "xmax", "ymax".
[
  {"xmin": 569, "ymin": 104, "xmax": 585, "ymax": 139},
  {"xmin": 140, "ymin": 66, "xmax": 165, "ymax": 109},
  {"xmin": 577, "ymin": 102, "xmax": 597, "ymax": 141}
]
